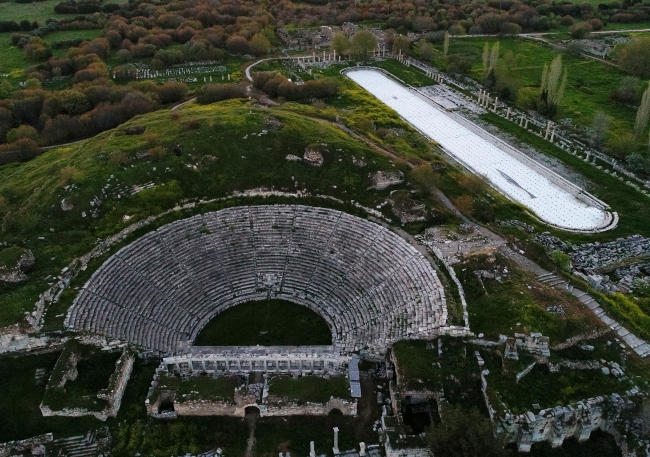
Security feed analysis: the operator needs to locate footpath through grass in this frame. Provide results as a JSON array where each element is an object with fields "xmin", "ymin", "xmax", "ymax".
[{"xmin": 194, "ymin": 299, "xmax": 332, "ymax": 346}]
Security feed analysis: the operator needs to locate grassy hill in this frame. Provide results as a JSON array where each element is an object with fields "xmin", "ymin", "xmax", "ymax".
[{"xmin": 0, "ymin": 99, "xmax": 418, "ymax": 328}]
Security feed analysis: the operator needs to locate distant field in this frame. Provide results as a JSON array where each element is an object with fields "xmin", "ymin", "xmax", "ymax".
[
  {"xmin": 1, "ymin": 0, "xmax": 67, "ymax": 22},
  {"xmin": 432, "ymin": 37, "xmax": 636, "ymax": 137},
  {"xmin": 45, "ymin": 29, "xmax": 103, "ymax": 57},
  {"xmin": 0, "ymin": 32, "xmax": 29, "ymax": 74}
]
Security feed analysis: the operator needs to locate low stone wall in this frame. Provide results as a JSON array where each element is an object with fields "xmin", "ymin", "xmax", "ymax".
[
  {"xmin": 0, "ymin": 434, "xmax": 52, "ymax": 457},
  {"xmin": 167, "ymin": 397, "xmax": 356, "ymax": 417},
  {"xmin": 41, "ymin": 349, "xmax": 135, "ymax": 421}
]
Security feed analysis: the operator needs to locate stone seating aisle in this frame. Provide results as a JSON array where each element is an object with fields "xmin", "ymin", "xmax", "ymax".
[{"xmin": 66, "ymin": 205, "xmax": 447, "ymax": 354}]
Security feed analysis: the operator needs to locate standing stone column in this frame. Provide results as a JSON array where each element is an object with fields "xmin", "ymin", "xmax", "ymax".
[
  {"xmin": 493, "ymin": 97, "xmax": 498, "ymax": 112},
  {"xmin": 506, "ymin": 107, "xmax": 511, "ymax": 119},
  {"xmin": 550, "ymin": 127, "xmax": 556, "ymax": 142},
  {"xmin": 310, "ymin": 441, "xmax": 316, "ymax": 457},
  {"xmin": 333, "ymin": 427, "xmax": 340, "ymax": 455},
  {"xmin": 524, "ymin": 118, "xmax": 529, "ymax": 129},
  {"xmin": 477, "ymin": 89, "xmax": 483, "ymax": 104},
  {"xmin": 359, "ymin": 442, "xmax": 366, "ymax": 456}
]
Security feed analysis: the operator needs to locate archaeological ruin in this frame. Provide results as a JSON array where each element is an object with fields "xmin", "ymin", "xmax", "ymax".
[{"xmin": 65, "ymin": 205, "xmax": 448, "ymax": 356}]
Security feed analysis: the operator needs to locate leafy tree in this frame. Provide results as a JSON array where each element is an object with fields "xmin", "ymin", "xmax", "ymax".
[
  {"xmin": 226, "ymin": 35, "xmax": 249, "ymax": 55},
  {"xmin": 57, "ymin": 89, "xmax": 90, "ymax": 115},
  {"xmin": 428, "ymin": 406, "xmax": 510, "ymax": 457},
  {"xmin": 592, "ymin": 111, "xmax": 611, "ymax": 148},
  {"xmin": 494, "ymin": 50, "xmax": 522, "ymax": 100},
  {"xmin": 394, "ymin": 35, "xmax": 410, "ymax": 54},
  {"xmin": 350, "ymin": 31, "xmax": 377, "ymax": 63},
  {"xmin": 330, "ymin": 32, "xmax": 350, "ymax": 56},
  {"xmin": 635, "ymin": 83, "xmax": 650, "ymax": 140},
  {"xmin": 611, "ymin": 76, "xmax": 641, "ymax": 103},
  {"xmin": 249, "ymin": 33, "xmax": 270, "ymax": 56},
  {"xmin": 626, "ymin": 154, "xmax": 650, "ymax": 174},
  {"xmin": 539, "ymin": 55, "xmax": 567, "ymax": 117},
  {"xmin": 443, "ymin": 31, "xmax": 450, "ymax": 56},
  {"xmin": 569, "ymin": 21, "xmax": 592, "ymax": 39},
  {"xmin": 616, "ymin": 37, "xmax": 650, "ymax": 77},
  {"xmin": 6, "ymin": 124, "xmax": 38, "ymax": 143},
  {"xmin": 420, "ymin": 41, "xmax": 433, "ymax": 62}
]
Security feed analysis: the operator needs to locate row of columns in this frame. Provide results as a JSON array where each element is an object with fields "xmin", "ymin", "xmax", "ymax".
[
  {"xmin": 200, "ymin": 74, "xmax": 230, "ymax": 82},
  {"xmin": 477, "ymin": 88, "xmax": 557, "ymax": 141},
  {"xmin": 176, "ymin": 358, "xmax": 339, "ymax": 373},
  {"xmin": 477, "ymin": 89, "xmax": 498, "ymax": 112}
]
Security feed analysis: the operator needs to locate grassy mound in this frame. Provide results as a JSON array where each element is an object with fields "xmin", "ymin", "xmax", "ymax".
[
  {"xmin": 0, "ymin": 100, "xmax": 404, "ymax": 328},
  {"xmin": 194, "ymin": 299, "xmax": 332, "ymax": 346},
  {"xmin": 268, "ymin": 375, "xmax": 349, "ymax": 404}
]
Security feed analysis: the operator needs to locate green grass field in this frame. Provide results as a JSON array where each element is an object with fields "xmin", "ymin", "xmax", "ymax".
[
  {"xmin": 194, "ymin": 299, "xmax": 332, "ymax": 346},
  {"xmin": 0, "ymin": 351, "xmax": 100, "ymax": 442},
  {"xmin": 0, "ymin": 32, "xmax": 29, "ymax": 74},
  {"xmin": 1, "ymin": 0, "xmax": 67, "ymax": 22},
  {"xmin": 456, "ymin": 252, "xmax": 601, "ymax": 343},
  {"xmin": 268, "ymin": 375, "xmax": 350, "ymax": 403},
  {"xmin": 433, "ymin": 37, "xmax": 637, "ymax": 137}
]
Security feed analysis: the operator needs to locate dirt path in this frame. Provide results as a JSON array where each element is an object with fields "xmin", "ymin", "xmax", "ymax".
[{"xmin": 244, "ymin": 411, "xmax": 258, "ymax": 457}]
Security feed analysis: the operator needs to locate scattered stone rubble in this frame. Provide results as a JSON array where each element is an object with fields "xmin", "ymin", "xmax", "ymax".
[
  {"xmin": 535, "ymin": 233, "xmax": 650, "ymax": 294},
  {"xmin": 504, "ymin": 333, "xmax": 550, "ymax": 360},
  {"xmin": 498, "ymin": 220, "xmax": 535, "ymax": 233},
  {"xmin": 388, "ymin": 194, "xmax": 427, "ymax": 224},
  {"xmin": 370, "ymin": 171, "xmax": 404, "ymax": 190},
  {"xmin": 534, "ymin": 232, "xmax": 569, "ymax": 252},
  {"xmin": 0, "ymin": 249, "xmax": 35, "ymax": 283},
  {"xmin": 570, "ymin": 235, "xmax": 650, "ymax": 272},
  {"xmin": 0, "ymin": 433, "xmax": 52, "ymax": 457},
  {"xmin": 303, "ymin": 146, "xmax": 324, "ymax": 167}
]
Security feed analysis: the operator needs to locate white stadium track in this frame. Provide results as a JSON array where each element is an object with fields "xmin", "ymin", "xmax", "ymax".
[{"xmin": 344, "ymin": 68, "xmax": 616, "ymax": 233}]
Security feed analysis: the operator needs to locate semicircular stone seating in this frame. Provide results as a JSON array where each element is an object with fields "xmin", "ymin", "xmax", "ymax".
[{"xmin": 65, "ymin": 205, "xmax": 447, "ymax": 355}]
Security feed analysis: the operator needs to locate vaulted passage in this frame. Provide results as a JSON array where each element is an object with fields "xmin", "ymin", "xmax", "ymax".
[{"xmin": 66, "ymin": 205, "xmax": 447, "ymax": 354}]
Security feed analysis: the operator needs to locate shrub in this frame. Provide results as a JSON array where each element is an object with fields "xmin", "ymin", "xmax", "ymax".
[
  {"xmin": 184, "ymin": 119, "xmax": 201, "ymax": 130},
  {"xmin": 115, "ymin": 49, "xmax": 132, "ymax": 62},
  {"xmin": 355, "ymin": 118, "xmax": 374, "ymax": 132},
  {"xmin": 459, "ymin": 175, "xmax": 485, "ymax": 195},
  {"xmin": 551, "ymin": 250, "xmax": 571, "ymax": 271},
  {"xmin": 108, "ymin": 150, "xmax": 128, "ymax": 166},
  {"xmin": 148, "ymin": 146, "xmax": 166, "ymax": 161},
  {"xmin": 6, "ymin": 124, "xmax": 38, "ymax": 143},
  {"xmin": 453, "ymin": 195, "xmax": 474, "ymax": 216},
  {"xmin": 499, "ymin": 22, "xmax": 521, "ymax": 35},
  {"xmin": 625, "ymin": 154, "xmax": 650, "ymax": 174},
  {"xmin": 157, "ymin": 82, "xmax": 188, "ymax": 104},
  {"xmin": 616, "ymin": 37, "xmax": 650, "ymax": 77},
  {"xmin": 569, "ymin": 22, "xmax": 592, "ymax": 39},
  {"xmin": 0, "ymin": 139, "xmax": 40, "ymax": 165},
  {"xmin": 196, "ymin": 83, "xmax": 247, "ymax": 104},
  {"xmin": 560, "ymin": 15, "xmax": 574, "ymax": 26}
]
